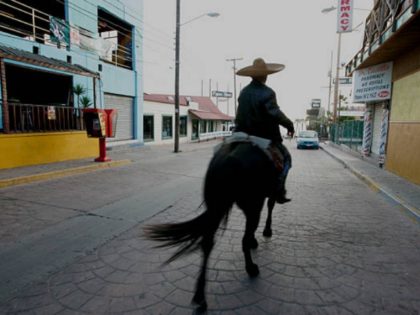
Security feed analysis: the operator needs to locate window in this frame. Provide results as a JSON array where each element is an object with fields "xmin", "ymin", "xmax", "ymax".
[
  {"xmin": 162, "ymin": 116, "xmax": 173, "ymax": 139},
  {"xmin": 209, "ymin": 121, "xmax": 214, "ymax": 132},
  {"xmin": 180, "ymin": 116, "xmax": 187, "ymax": 137},
  {"xmin": 98, "ymin": 9, "xmax": 133, "ymax": 69},
  {"xmin": 143, "ymin": 115, "xmax": 154, "ymax": 141},
  {"xmin": 200, "ymin": 120, "xmax": 207, "ymax": 133},
  {"xmin": 0, "ymin": 0, "xmax": 65, "ymax": 45}
]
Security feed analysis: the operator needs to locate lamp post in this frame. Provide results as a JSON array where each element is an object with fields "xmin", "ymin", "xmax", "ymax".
[
  {"xmin": 322, "ymin": 5, "xmax": 369, "ymax": 124},
  {"xmin": 174, "ymin": 0, "xmax": 219, "ymax": 153},
  {"xmin": 322, "ymin": 5, "xmax": 342, "ymax": 124}
]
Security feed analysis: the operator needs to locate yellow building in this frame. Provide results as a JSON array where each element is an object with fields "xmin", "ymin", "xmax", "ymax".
[
  {"xmin": 346, "ymin": 0, "xmax": 420, "ymax": 185},
  {"xmin": 0, "ymin": 47, "xmax": 99, "ymax": 169}
]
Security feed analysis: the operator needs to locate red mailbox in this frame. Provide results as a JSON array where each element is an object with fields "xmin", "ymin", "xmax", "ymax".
[
  {"xmin": 105, "ymin": 109, "xmax": 118, "ymax": 137},
  {"xmin": 83, "ymin": 108, "xmax": 110, "ymax": 162},
  {"xmin": 83, "ymin": 109, "xmax": 107, "ymax": 138}
]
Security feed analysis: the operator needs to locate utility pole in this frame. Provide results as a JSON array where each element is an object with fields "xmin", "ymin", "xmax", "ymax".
[
  {"xmin": 174, "ymin": 0, "xmax": 180, "ymax": 153},
  {"xmin": 226, "ymin": 57, "xmax": 242, "ymax": 116},
  {"xmin": 333, "ymin": 33, "xmax": 341, "ymax": 123},
  {"xmin": 327, "ymin": 50, "xmax": 333, "ymax": 117}
]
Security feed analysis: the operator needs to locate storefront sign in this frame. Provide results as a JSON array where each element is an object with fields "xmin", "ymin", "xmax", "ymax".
[
  {"xmin": 353, "ymin": 62, "xmax": 393, "ymax": 103},
  {"xmin": 337, "ymin": 0, "xmax": 353, "ymax": 33}
]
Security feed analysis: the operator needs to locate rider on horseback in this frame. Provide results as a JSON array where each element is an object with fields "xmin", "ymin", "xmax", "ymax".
[{"xmin": 235, "ymin": 58, "xmax": 295, "ymax": 204}]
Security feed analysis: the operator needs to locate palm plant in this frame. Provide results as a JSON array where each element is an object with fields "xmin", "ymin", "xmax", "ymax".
[
  {"xmin": 73, "ymin": 84, "xmax": 86, "ymax": 107},
  {"xmin": 80, "ymin": 96, "xmax": 92, "ymax": 108}
]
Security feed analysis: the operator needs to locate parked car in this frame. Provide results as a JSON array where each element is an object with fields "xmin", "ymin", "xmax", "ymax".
[{"xmin": 296, "ymin": 130, "xmax": 319, "ymax": 149}]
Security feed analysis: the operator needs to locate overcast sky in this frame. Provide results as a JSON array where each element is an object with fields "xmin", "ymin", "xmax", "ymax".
[{"xmin": 124, "ymin": 0, "xmax": 372, "ymax": 121}]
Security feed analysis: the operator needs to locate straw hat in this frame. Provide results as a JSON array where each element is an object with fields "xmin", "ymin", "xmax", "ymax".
[{"xmin": 236, "ymin": 58, "xmax": 285, "ymax": 77}]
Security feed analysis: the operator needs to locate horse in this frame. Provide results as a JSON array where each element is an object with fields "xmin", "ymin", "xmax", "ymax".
[{"xmin": 144, "ymin": 140, "xmax": 280, "ymax": 312}]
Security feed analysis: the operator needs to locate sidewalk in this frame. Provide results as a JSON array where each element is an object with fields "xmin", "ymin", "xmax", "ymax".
[
  {"xmin": 320, "ymin": 141, "xmax": 420, "ymax": 222},
  {"xmin": 0, "ymin": 140, "xmax": 218, "ymax": 189}
]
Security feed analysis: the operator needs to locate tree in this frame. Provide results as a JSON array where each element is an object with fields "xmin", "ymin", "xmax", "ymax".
[{"xmin": 73, "ymin": 84, "xmax": 86, "ymax": 108}]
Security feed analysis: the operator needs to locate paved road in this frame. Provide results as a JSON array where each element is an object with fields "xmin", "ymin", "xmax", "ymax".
[
  {"xmin": 1, "ymin": 141, "xmax": 419, "ymax": 314},
  {"xmin": 0, "ymin": 143, "xmax": 211, "ymax": 303}
]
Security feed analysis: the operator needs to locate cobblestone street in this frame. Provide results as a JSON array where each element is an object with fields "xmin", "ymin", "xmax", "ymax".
[{"xmin": 1, "ymin": 141, "xmax": 420, "ymax": 314}]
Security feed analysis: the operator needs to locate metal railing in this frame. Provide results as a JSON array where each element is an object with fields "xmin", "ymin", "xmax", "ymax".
[
  {"xmin": 198, "ymin": 130, "xmax": 232, "ymax": 141},
  {"xmin": 346, "ymin": 0, "xmax": 417, "ymax": 75},
  {"xmin": 330, "ymin": 120, "xmax": 364, "ymax": 152},
  {"xmin": 0, "ymin": 0, "xmax": 67, "ymax": 48},
  {"xmin": 5, "ymin": 102, "xmax": 85, "ymax": 133},
  {"xmin": 0, "ymin": 0, "xmax": 133, "ymax": 69}
]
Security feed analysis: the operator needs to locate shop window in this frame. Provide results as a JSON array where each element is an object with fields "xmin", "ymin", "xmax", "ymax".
[
  {"xmin": 162, "ymin": 116, "xmax": 173, "ymax": 139},
  {"xmin": 180, "ymin": 116, "xmax": 187, "ymax": 137},
  {"xmin": 209, "ymin": 120, "xmax": 214, "ymax": 132},
  {"xmin": 143, "ymin": 115, "xmax": 154, "ymax": 141},
  {"xmin": 200, "ymin": 120, "xmax": 207, "ymax": 133}
]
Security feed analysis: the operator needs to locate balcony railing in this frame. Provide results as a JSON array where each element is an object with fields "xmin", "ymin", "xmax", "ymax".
[
  {"xmin": 198, "ymin": 131, "xmax": 232, "ymax": 141},
  {"xmin": 0, "ymin": 0, "xmax": 67, "ymax": 48},
  {"xmin": 4, "ymin": 102, "xmax": 85, "ymax": 133},
  {"xmin": 346, "ymin": 0, "xmax": 418, "ymax": 75},
  {"xmin": 0, "ymin": 0, "xmax": 133, "ymax": 69}
]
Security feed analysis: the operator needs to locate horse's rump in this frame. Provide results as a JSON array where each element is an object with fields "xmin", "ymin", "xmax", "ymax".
[{"xmin": 205, "ymin": 142, "xmax": 278, "ymax": 201}]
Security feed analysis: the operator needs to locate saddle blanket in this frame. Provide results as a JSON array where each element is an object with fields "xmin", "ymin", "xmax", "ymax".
[{"xmin": 215, "ymin": 132, "xmax": 283, "ymax": 171}]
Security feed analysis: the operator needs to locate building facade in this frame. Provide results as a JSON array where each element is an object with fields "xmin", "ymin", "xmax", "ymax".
[
  {"xmin": 346, "ymin": 0, "xmax": 420, "ymax": 184},
  {"xmin": 0, "ymin": 0, "xmax": 143, "ymax": 169},
  {"xmin": 143, "ymin": 94, "xmax": 233, "ymax": 145}
]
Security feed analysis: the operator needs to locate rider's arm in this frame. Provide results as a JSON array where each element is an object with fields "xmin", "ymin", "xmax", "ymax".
[{"xmin": 264, "ymin": 94, "xmax": 295, "ymax": 134}]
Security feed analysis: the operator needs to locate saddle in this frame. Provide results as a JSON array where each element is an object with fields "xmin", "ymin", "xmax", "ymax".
[{"xmin": 217, "ymin": 132, "xmax": 284, "ymax": 172}]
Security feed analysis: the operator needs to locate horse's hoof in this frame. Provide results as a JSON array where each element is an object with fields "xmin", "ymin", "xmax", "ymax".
[
  {"xmin": 192, "ymin": 296, "xmax": 207, "ymax": 313},
  {"xmin": 246, "ymin": 263, "xmax": 260, "ymax": 277},
  {"xmin": 249, "ymin": 237, "xmax": 259, "ymax": 249},
  {"xmin": 263, "ymin": 229, "xmax": 272, "ymax": 238}
]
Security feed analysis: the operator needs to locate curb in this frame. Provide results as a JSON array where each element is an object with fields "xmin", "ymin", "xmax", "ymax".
[
  {"xmin": 320, "ymin": 145, "xmax": 420, "ymax": 223},
  {"xmin": 0, "ymin": 159, "xmax": 132, "ymax": 189}
]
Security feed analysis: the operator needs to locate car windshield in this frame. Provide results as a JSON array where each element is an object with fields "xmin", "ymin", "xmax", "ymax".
[{"xmin": 298, "ymin": 131, "xmax": 317, "ymax": 138}]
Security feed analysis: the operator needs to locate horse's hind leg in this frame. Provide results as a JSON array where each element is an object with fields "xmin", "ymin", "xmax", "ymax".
[
  {"xmin": 242, "ymin": 210, "xmax": 261, "ymax": 277},
  {"xmin": 263, "ymin": 196, "xmax": 275, "ymax": 237},
  {"xmin": 191, "ymin": 230, "xmax": 214, "ymax": 312}
]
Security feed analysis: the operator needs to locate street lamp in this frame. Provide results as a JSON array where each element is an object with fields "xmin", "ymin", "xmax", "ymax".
[
  {"xmin": 322, "ymin": 5, "xmax": 370, "ymax": 124},
  {"xmin": 174, "ymin": 1, "xmax": 219, "ymax": 153}
]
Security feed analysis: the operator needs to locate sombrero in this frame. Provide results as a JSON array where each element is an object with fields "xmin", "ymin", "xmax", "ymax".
[{"xmin": 236, "ymin": 58, "xmax": 285, "ymax": 77}]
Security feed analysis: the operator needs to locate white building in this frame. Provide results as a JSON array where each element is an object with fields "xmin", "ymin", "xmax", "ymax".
[{"xmin": 143, "ymin": 94, "xmax": 233, "ymax": 145}]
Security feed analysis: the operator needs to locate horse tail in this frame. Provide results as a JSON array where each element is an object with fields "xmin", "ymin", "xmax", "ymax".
[
  {"xmin": 144, "ymin": 144, "xmax": 239, "ymax": 264},
  {"xmin": 144, "ymin": 206, "xmax": 228, "ymax": 263}
]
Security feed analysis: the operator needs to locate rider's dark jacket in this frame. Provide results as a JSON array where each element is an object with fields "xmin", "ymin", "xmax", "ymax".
[{"xmin": 235, "ymin": 79, "xmax": 294, "ymax": 143}]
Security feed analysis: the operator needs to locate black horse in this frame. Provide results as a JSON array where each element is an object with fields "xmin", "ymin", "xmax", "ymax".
[{"xmin": 144, "ymin": 141, "xmax": 279, "ymax": 311}]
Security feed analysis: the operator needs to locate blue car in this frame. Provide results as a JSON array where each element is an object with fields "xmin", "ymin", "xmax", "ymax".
[{"xmin": 296, "ymin": 130, "xmax": 319, "ymax": 149}]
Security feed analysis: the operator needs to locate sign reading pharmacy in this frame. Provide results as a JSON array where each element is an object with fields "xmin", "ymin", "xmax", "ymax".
[
  {"xmin": 353, "ymin": 62, "xmax": 393, "ymax": 103},
  {"xmin": 337, "ymin": 0, "xmax": 353, "ymax": 33}
]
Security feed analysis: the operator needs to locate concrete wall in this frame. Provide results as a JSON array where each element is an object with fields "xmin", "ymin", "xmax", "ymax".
[
  {"xmin": 386, "ymin": 45, "xmax": 420, "ymax": 184},
  {"xmin": 0, "ymin": 132, "xmax": 97, "ymax": 169}
]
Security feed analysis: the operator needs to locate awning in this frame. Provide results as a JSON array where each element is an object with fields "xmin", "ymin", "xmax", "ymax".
[
  {"xmin": 0, "ymin": 45, "xmax": 100, "ymax": 78},
  {"xmin": 189, "ymin": 109, "xmax": 232, "ymax": 121}
]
